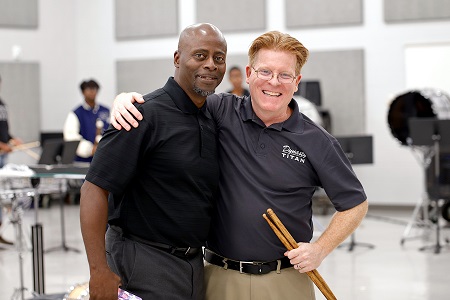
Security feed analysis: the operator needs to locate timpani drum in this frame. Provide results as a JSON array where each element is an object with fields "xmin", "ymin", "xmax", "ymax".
[
  {"xmin": 63, "ymin": 282, "xmax": 89, "ymax": 300},
  {"xmin": 387, "ymin": 88, "xmax": 450, "ymax": 145}
]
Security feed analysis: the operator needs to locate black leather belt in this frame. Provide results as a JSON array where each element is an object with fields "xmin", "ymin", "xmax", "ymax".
[
  {"xmin": 110, "ymin": 225, "xmax": 200, "ymax": 259},
  {"xmin": 203, "ymin": 249, "xmax": 292, "ymax": 275}
]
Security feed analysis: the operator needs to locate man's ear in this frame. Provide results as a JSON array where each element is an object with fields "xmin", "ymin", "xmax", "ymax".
[
  {"xmin": 174, "ymin": 50, "xmax": 180, "ymax": 68},
  {"xmin": 245, "ymin": 65, "xmax": 251, "ymax": 84},
  {"xmin": 294, "ymin": 75, "xmax": 302, "ymax": 93}
]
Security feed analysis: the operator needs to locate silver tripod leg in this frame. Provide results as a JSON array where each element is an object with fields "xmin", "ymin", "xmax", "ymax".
[
  {"xmin": 401, "ymin": 146, "xmax": 434, "ymax": 246},
  {"xmin": 400, "ymin": 194, "xmax": 432, "ymax": 245},
  {"xmin": 10, "ymin": 203, "xmax": 27, "ymax": 300}
]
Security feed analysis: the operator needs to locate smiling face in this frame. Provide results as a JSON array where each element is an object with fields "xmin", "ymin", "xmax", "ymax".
[
  {"xmin": 246, "ymin": 49, "xmax": 301, "ymax": 125},
  {"xmin": 174, "ymin": 23, "xmax": 227, "ymax": 107}
]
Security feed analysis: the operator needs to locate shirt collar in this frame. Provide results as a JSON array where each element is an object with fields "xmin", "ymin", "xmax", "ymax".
[
  {"xmin": 163, "ymin": 77, "xmax": 211, "ymax": 119},
  {"xmin": 82, "ymin": 101, "xmax": 100, "ymax": 113},
  {"xmin": 239, "ymin": 96, "xmax": 304, "ymax": 133}
]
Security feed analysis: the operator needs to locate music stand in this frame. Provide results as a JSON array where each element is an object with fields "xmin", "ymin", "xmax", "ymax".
[
  {"xmin": 38, "ymin": 139, "xmax": 64, "ymax": 165},
  {"xmin": 410, "ymin": 118, "xmax": 450, "ymax": 254},
  {"xmin": 60, "ymin": 141, "xmax": 79, "ymax": 165},
  {"xmin": 37, "ymin": 140, "xmax": 81, "ymax": 254},
  {"xmin": 336, "ymin": 135, "xmax": 375, "ymax": 251}
]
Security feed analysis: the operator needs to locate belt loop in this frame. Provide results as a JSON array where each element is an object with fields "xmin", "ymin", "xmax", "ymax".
[
  {"xmin": 222, "ymin": 258, "xmax": 228, "ymax": 270},
  {"xmin": 276, "ymin": 259, "xmax": 281, "ymax": 274}
]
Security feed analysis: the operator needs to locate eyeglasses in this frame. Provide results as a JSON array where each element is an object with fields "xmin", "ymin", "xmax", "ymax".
[{"xmin": 252, "ymin": 67, "xmax": 296, "ymax": 84}]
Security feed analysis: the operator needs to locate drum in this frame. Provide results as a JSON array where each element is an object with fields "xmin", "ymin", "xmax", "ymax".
[
  {"xmin": 0, "ymin": 189, "xmax": 34, "ymax": 211},
  {"xmin": 442, "ymin": 199, "xmax": 450, "ymax": 222},
  {"xmin": 387, "ymin": 88, "xmax": 450, "ymax": 145},
  {"xmin": 63, "ymin": 282, "xmax": 89, "ymax": 300}
]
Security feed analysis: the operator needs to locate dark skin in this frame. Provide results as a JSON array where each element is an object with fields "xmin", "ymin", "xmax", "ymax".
[
  {"xmin": 82, "ymin": 87, "xmax": 98, "ymax": 109},
  {"xmin": 174, "ymin": 24, "xmax": 227, "ymax": 107},
  {"xmin": 228, "ymin": 68, "xmax": 247, "ymax": 96},
  {"xmin": 80, "ymin": 23, "xmax": 227, "ymax": 300}
]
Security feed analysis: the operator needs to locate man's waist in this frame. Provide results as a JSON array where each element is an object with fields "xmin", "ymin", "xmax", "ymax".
[
  {"xmin": 110, "ymin": 225, "xmax": 201, "ymax": 259},
  {"xmin": 203, "ymin": 248, "xmax": 292, "ymax": 275}
]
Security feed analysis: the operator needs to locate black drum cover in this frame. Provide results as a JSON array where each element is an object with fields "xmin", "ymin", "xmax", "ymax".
[
  {"xmin": 442, "ymin": 200, "xmax": 450, "ymax": 222},
  {"xmin": 387, "ymin": 89, "xmax": 450, "ymax": 145}
]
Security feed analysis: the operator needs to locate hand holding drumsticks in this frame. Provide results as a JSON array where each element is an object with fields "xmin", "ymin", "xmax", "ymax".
[{"xmin": 263, "ymin": 208, "xmax": 337, "ymax": 300}]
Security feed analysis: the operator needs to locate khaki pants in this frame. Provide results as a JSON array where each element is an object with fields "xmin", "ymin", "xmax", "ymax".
[{"xmin": 204, "ymin": 262, "xmax": 316, "ymax": 300}]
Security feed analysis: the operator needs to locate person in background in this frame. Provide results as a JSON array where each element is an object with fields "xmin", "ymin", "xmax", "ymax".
[
  {"xmin": 63, "ymin": 79, "xmax": 109, "ymax": 163},
  {"xmin": 80, "ymin": 23, "xmax": 227, "ymax": 300},
  {"xmin": 0, "ymin": 74, "xmax": 22, "ymax": 246},
  {"xmin": 111, "ymin": 31, "xmax": 368, "ymax": 300},
  {"xmin": 226, "ymin": 65, "xmax": 249, "ymax": 97}
]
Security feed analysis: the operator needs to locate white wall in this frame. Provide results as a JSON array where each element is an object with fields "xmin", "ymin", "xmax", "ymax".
[{"xmin": 1, "ymin": 0, "xmax": 450, "ymax": 205}]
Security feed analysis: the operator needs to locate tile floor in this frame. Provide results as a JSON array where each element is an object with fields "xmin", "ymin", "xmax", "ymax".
[{"xmin": 0, "ymin": 199, "xmax": 449, "ymax": 300}]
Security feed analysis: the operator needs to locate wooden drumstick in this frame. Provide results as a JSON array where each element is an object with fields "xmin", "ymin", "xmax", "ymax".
[{"xmin": 263, "ymin": 209, "xmax": 337, "ymax": 300}]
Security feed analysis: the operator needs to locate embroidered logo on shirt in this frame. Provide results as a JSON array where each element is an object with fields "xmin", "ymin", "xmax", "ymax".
[{"xmin": 282, "ymin": 145, "xmax": 306, "ymax": 163}]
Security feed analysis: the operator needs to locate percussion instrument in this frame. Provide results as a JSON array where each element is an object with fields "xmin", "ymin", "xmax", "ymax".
[
  {"xmin": 442, "ymin": 199, "xmax": 450, "ymax": 222},
  {"xmin": 387, "ymin": 88, "xmax": 450, "ymax": 146},
  {"xmin": 63, "ymin": 282, "xmax": 89, "ymax": 300}
]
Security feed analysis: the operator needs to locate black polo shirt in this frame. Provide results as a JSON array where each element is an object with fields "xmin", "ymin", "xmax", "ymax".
[
  {"xmin": 206, "ymin": 93, "xmax": 366, "ymax": 261},
  {"xmin": 85, "ymin": 77, "xmax": 219, "ymax": 247}
]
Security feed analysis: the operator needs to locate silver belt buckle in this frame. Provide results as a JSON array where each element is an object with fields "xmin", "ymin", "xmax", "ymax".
[{"xmin": 239, "ymin": 260, "xmax": 254, "ymax": 274}]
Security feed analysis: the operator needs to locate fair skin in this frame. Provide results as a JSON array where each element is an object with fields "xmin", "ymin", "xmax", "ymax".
[
  {"xmin": 110, "ymin": 49, "xmax": 368, "ymax": 274},
  {"xmin": 80, "ymin": 23, "xmax": 226, "ymax": 300},
  {"xmin": 246, "ymin": 49, "xmax": 301, "ymax": 127}
]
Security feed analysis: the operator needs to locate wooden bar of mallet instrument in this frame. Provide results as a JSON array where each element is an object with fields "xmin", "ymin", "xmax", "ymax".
[{"xmin": 263, "ymin": 208, "xmax": 337, "ymax": 300}]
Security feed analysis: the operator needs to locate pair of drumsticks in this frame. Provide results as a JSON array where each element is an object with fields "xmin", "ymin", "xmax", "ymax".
[
  {"xmin": 0, "ymin": 141, "xmax": 41, "ymax": 160},
  {"xmin": 263, "ymin": 208, "xmax": 337, "ymax": 300}
]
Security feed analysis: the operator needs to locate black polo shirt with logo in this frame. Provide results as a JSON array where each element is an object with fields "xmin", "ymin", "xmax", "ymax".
[
  {"xmin": 85, "ymin": 77, "xmax": 219, "ymax": 248},
  {"xmin": 206, "ymin": 93, "xmax": 366, "ymax": 261}
]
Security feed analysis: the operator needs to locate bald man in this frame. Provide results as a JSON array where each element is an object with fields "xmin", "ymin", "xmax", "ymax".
[{"xmin": 80, "ymin": 23, "xmax": 227, "ymax": 300}]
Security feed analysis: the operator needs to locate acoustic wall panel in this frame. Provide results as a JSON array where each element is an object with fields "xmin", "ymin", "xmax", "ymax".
[
  {"xmin": 0, "ymin": 0, "xmax": 38, "ymax": 29},
  {"xmin": 196, "ymin": 0, "xmax": 266, "ymax": 33},
  {"xmin": 300, "ymin": 49, "xmax": 365, "ymax": 135},
  {"xmin": 115, "ymin": 0, "xmax": 178, "ymax": 40},
  {"xmin": 116, "ymin": 58, "xmax": 175, "ymax": 95},
  {"xmin": 286, "ymin": 0, "xmax": 362, "ymax": 28},
  {"xmin": 385, "ymin": 0, "xmax": 450, "ymax": 23},
  {"xmin": 0, "ymin": 62, "xmax": 40, "ymax": 143}
]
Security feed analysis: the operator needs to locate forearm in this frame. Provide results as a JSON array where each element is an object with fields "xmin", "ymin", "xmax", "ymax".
[
  {"xmin": 80, "ymin": 180, "xmax": 110, "ymax": 273},
  {"xmin": 314, "ymin": 200, "xmax": 368, "ymax": 256}
]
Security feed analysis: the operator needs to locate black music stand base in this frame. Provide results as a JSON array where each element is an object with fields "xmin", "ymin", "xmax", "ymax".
[
  {"xmin": 419, "ymin": 237, "xmax": 450, "ymax": 254},
  {"xmin": 338, "ymin": 233, "xmax": 375, "ymax": 252},
  {"xmin": 44, "ymin": 192, "xmax": 80, "ymax": 254},
  {"xmin": 418, "ymin": 200, "xmax": 450, "ymax": 254},
  {"xmin": 45, "ymin": 244, "xmax": 80, "ymax": 253}
]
